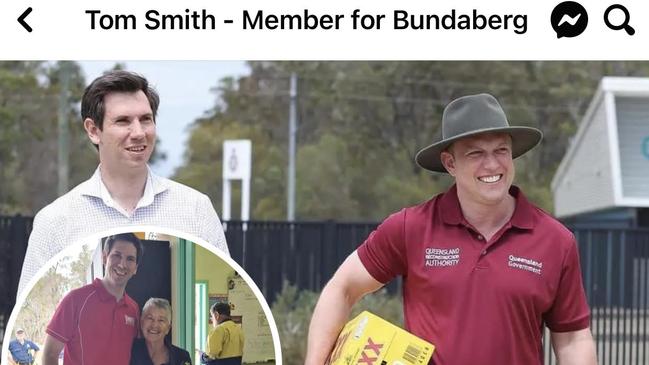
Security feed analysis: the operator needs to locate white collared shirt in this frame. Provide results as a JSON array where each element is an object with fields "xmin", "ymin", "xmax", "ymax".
[
  {"xmin": 18, "ymin": 166, "xmax": 229, "ymax": 294},
  {"xmin": 96, "ymin": 165, "xmax": 157, "ymax": 217}
]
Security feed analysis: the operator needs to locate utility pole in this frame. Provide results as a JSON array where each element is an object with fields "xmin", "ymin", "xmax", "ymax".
[
  {"xmin": 57, "ymin": 61, "xmax": 71, "ymax": 196},
  {"xmin": 287, "ymin": 73, "xmax": 297, "ymax": 221}
]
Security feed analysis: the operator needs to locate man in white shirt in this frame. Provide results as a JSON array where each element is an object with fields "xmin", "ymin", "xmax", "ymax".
[{"xmin": 19, "ymin": 70, "xmax": 229, "ymax": 294}]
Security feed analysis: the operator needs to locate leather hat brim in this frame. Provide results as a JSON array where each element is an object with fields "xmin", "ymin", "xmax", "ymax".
[{"xmin": 415, "ymin": 126, "xmax": 543, "ymax": 173}]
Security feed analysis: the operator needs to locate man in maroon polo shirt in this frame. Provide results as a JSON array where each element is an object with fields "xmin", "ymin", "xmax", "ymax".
[
  {"xmin": 42, "ymin": 233, "xmax": 143, "ymax": 365},
  {"xmin": 306, "ymin": 94, "xmax": 597, "ymax": 365}
]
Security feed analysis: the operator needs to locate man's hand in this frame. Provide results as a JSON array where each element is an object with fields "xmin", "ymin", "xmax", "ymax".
[
  {"xmin": 305, "ymin": 251, "xmax": 383, "ymax": 365},
  {"xmin": 32, "ymin": 350, "xmax": 40, "ymax": 365},
  {"xmin": 42, "ymin": 335, "xmax": 65, "ymax": 365},
  {"xmin": 552, "ymin": 328, "xmax": 597, "ymax": 365}
]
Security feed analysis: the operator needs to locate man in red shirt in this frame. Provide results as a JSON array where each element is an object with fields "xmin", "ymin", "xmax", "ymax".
[
  {"xmin": 42, "ymin": 233, "xmax": 143, "ymax": 365},
  {"xmin": 306, "ymin": 94, "xmax": 597, "ymax": 365}
]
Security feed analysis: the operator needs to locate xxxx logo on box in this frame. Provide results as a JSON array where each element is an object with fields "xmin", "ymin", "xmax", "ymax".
[
  {"xmin": 325, "ymin": 311, "xmax": 435, "ymax": 365},
  {"xmin": 358, "ymin": 338, "xmax": 383, "ymax": 365}
]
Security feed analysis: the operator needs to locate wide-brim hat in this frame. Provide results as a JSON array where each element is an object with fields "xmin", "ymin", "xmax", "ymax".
[{"xmin": 415, "ymin": 93, "xmax": 543, "ymax": 173}]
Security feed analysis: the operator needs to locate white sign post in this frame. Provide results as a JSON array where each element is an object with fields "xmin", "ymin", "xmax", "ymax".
[{"xmin": 222, "ymin": 140, "xmax": 252, "ymax": 222}]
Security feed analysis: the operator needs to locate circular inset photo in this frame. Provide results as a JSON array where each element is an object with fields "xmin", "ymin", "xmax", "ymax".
[{"xmin": 2, "ymin": 227, "xmax": 281, "ymax": 365}]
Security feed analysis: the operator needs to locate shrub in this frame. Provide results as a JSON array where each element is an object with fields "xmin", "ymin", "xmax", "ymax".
[{"xmin": 271, "ymin": 282, "xmax": 403, "ymax": 365}]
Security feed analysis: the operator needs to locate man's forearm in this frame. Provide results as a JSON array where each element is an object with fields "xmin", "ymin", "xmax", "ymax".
[
  {"xmin": 42, "ymin": 353, "xmax": 59, "ymax": 365},
  {"xmin": 553, "ymin": 328, "xmax": 597, "ymax": 365},
  {"xmin": 306, "ymin": 251, "xmax": 384, "ymax": 365},
  {"xmin": 305, "ymin": 282, "xmax": 356, "ymax": 365},
  {"xmin": 556, "ymin": 340, "xmax": 597, "ymax": 365},
  {"xmin": 42, "ymin": 335, "xmax": 64, "ymax": 365}
]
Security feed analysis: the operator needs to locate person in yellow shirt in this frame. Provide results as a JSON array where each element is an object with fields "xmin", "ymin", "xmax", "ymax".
[{"xmin": 202, "ymin": 302, "xmax": 244, "ymax": 365}]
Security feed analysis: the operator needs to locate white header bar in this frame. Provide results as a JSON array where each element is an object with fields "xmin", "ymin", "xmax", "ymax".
[{"xmin": 0, "ymin": 0, "xmax": 646, "ymax": 59}]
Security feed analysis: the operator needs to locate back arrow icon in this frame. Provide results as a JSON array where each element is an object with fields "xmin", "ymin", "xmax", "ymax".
[{"xmin": 18, "ymin": 7, "xmax": 33, "ymax": 32}]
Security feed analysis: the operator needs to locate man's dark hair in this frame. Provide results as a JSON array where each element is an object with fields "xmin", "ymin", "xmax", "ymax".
[
  {"xmin": 210, "ymin": 302, "xmax": 231, "ymax": 317},
  {"xmin": 102, "ymin": 232, "xmax": 144, "ymax": 264},
  {"xmin": 81, "ymin": 70, "xmax": 160, "ymax": 130}
]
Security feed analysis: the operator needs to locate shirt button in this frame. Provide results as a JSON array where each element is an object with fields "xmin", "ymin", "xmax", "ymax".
[
  {"xmin": 481, "ymin": 250, "xmax": 487, "ymax": 256},
  {"xmin": 477, "ymin": 235, "xmax": 483, "ymax": 241}
]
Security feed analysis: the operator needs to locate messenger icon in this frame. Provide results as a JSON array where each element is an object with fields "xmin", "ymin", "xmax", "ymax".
[{"xmin": 551, "ymin": 1, "xmax": 589, "ymax": 38}]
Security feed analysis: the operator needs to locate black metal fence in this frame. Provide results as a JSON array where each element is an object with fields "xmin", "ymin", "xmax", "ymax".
[
  {"xmin": 2, "ymin": 216, "xmax": 649, "ymax": 364},
  {"xmin": 572, "ymin": 227, "xmax": 649, "ymax": 365},
  {"xmin": 226, "ymin": 222, "xmax": 649, "ymax": 365},
  {"xmin": 0, "ymin": 215, "xmax": 32, "ymax": 345},
  {"xmin": 225, "ymin": 220, "xmax": 382, "ymax": 302}
]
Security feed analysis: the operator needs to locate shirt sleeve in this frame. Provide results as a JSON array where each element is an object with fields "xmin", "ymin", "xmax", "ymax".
[
  {"xmin": 356, "ymin": 209, "xmax": 407, "ymax": 284},
  {"xmin": 196, "ymin": 193, "xmax": 230, "ymax": 256},
  {"xmin": 46, "ymin": 291, "xmax": 78, "ymax": 343},
  {"xmin": 18, "ymin": 210, "xmax": 54, "ymax": 296},
  {"xmin": 9, "ymin": 341, "xmax": 18, "ymax": 360},
  {"xmin": 29, "ymin": 340, "xmax": 40, "ymax": 351},
  {"xmin": 543, "ymin": 236, "xmax": 591, "ymax": 332}
]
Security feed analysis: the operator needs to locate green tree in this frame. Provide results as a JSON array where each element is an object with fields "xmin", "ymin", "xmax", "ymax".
[
  {"xmin": 174, "ymin": 116, "xmax": 285, "ymax": 219},
  {"xmin": 0, "ymin": 62, "xmax": 94, "ymax": 214},
  {"xmin": 14, "ymin": 244, "xmax": 94, "ymax": 347},
  {"xmin": 15, "ymin": 265, "xmax": 67, "ymax": 346},
  {"xmin": 271, "ymin": 284, "xmax": 403, "ymax": 365},
  {"xmin": 0, "ymin": 61, "xmax": 168, "ymax": 215},
  {"xmin": 176, "ymin": 61, "xmax": 649, "ymax": 219}
]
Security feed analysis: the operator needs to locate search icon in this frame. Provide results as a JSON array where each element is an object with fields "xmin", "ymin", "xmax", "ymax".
[{"xmin": 604, "ymin": 4, "xmax": 635, "ymax": 35}]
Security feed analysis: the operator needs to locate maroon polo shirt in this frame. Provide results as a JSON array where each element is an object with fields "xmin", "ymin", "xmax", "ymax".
[
  {"xmin": 47, "ymin": 278, "xmax": 139, "ymax": 365},
  {"xmin": 358, "ymin": 185, "xmax": 590, "ymax": 365}
]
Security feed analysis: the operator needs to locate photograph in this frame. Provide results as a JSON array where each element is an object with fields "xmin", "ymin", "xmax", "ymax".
[
  {"xmin": 1, "ymin": 60, "xmax": 649, "ymax": 365},
  {"xmin": 2, "ymin": 228, "xmax": 278, "ymax": 365}
]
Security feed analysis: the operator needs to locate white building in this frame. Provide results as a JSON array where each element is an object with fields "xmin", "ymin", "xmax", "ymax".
[{"xmin": 552, "ymin": 77, "xmax": 649, "ymax": 227}]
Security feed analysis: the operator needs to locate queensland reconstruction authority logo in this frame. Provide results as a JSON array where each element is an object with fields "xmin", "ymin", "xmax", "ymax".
[{"xmin": 424, "ymin": 247, "xmax": 460, "ymax": 267}]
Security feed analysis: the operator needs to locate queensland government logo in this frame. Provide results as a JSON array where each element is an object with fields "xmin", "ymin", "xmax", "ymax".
[{"xmin": 507, "ymin": 255, "xmax": 543, "ymax": 275}]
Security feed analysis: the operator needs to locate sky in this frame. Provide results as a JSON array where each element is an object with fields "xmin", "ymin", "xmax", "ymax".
[{"xmin": 79, "ymin": 61, "xmax": 250, "ymax": 177}]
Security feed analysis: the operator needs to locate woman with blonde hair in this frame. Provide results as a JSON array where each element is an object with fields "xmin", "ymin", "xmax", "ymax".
[{"xmin": 131, "ymin": 298, "xmax": 192, "ymax": 365}]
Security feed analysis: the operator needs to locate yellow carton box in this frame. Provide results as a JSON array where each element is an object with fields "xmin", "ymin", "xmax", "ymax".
[{"xmin": 326, "ymin": 311, "xmax": 435, "ymax": 365}]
